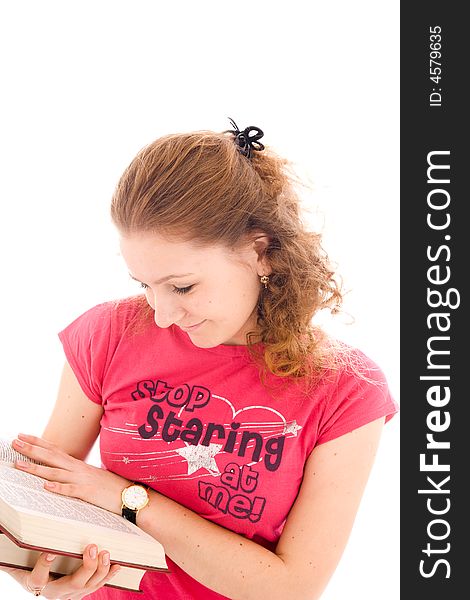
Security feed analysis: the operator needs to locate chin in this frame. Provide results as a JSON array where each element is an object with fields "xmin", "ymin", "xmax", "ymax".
[
  {"xmin": 188, "ymin": 337, "xmax": 217, "ymax": 349},
  {"xmin": 186, "ymin": 331, "xmax": 238, "ymax": 349},
  {"xmin": 184, "ymin": 321, "xmax": 248, "ymax": 348}
]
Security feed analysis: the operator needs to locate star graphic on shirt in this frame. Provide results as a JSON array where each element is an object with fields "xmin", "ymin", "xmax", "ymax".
[
  {"xmin": 122, "ymin": 456, "xmax": 130, "ymax": 464},
  {"xmin": 284, "ymin": 420, "xmax": 302, "ymax": 436},
  {"xmin": 175, "ymin": 443, "xmax": 223, "ymax": 476}
]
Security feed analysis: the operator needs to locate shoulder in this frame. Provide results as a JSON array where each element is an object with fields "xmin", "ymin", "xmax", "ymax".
[
  {"xmin": 58, "ymin": 295, "xmax": 154, "ymax": 359},
  {"xmin": 60, "ymin": 295, "xmax": 151, "ymax": 335},
  {"xmin": 57, "ymin": 296, "xmax": 154, "ymax": 401},
  {"xmin": 312, "ymin": 339, "xmax": 399, "ymax": 446}
]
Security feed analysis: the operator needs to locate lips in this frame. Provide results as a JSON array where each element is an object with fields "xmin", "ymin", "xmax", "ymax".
[{"xmin": 179, "ymin": 320, "xmax": 206, "ymax": 332}]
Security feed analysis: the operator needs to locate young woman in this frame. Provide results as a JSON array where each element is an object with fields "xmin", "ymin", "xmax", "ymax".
[{"xmin": 3, "ymin": 120, "xmax": 398, "ymax": 599}]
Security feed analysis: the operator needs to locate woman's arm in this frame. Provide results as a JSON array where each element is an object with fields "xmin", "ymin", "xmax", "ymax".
[
  {"xmin": 136, "ymin": 417, "xmax": 385, "ymax": 600},
  {"xmin": 41, "ymin": 361, "xmax": 103, "ymax": 460}
]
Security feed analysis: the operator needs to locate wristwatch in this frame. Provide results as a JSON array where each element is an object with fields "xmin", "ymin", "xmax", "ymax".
[{"xmin": 121, "ymin": 482, "xmax": 150, "ymax": 524}]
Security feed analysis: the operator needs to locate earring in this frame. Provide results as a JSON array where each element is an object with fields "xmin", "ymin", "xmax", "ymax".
[{"xmin": 260, "ymin": 275, "xmax": 269, "ymax": 289}]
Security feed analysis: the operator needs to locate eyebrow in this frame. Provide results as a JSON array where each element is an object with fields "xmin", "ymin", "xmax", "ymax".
[{"xmin": 129, "ymin": 273, "xmax": 195, "ymax": 285}]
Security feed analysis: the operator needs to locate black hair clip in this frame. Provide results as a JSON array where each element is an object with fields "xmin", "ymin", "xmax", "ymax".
[{"xmin": 226, "ymin": 117, "xmax": 265, "ymax": 159}]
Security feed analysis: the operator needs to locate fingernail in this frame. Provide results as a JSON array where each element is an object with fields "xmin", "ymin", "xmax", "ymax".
[
  {"xmin": 89, "ymin": 546, "xmax": 97, "ymax": 559},
  {"xmin": 16, "ymin": 460, "xmax": 29, "ymax": 467},
  {"xmin": 102, "ymin": 552, "xmax": 110, "ymax": 566},
  {"xmin": 46, "ymin": 554, "xmax": 56, "ymax": 562},
  {"xmin": 44, "ymin": 482, "xmax": 55, "ymax": 489},
  {"xmin": 14, "ymin": 438, "xmax": 25, "ymax": 447}
]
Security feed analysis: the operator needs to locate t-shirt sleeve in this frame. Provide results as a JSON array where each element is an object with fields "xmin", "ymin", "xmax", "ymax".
[
  {"xmin": 57, "ymin": 302, "xmax": 113, "ymax": 405},
  {"xmin": 316, "ymin": 350, "xmax": 399, "ymax": 446}
]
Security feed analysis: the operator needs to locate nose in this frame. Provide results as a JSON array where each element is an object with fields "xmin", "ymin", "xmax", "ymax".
[{"xmin": 150, "ymin": 291, "xmax": 186, "ymax": 329}]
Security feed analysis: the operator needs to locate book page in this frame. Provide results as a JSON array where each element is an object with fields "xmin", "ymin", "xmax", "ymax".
[{"xmin": 0, "ymin": 464, "xmax": 139, "ymax": 535}]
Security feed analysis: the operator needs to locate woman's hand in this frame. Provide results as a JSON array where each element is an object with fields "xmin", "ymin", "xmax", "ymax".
[
  {"xmin": 5, "ymin": 544, "xmax": 121, "ymax": 599},
  {"xmin": 12, "ymin": 433, "xmax": 129, "ymax": 514}
]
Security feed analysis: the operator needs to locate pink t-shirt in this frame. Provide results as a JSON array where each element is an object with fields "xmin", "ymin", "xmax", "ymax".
[{"xmin": 58, "ymin": 298, "xmax": 398, "ymax": 599}]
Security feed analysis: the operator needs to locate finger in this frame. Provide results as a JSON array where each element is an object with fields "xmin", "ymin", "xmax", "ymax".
[
  {"xmin": 63, "ymin": 544, "xmax": 101, "ymax": 590},
  {"xmin": 68, "ymin": 564, "xmax": 121, "ymax": 599},
  {"xmin": 25, "ymin": 552, "xmax": 57, "ymax": 593},
  {"xmin": 16, "ymin": 433, "xmax": 56, "ymax": 450},
  {"xmin": 81, "ymin": 550, "xmax": 118, "ymax": 589},
  {"xmin": 14, "ymin": 433, "xmax": 57, "ymax": 450},
  {"xmin": 15, "ymin": 461, "xmax": 69, "ymax": 479},
  {"xmin": 42, "ymin": 544, "xmax": 104, "ymax": 598},
  {"xmin": 42, "ymin": 480, "xmax": 81, "ymax": 499},
  {"xmin": 97, "ymin": 563, "xmax": 122, "ymax": 589},
  {"xmin": 12, "ymin": 436, "xmax": 73, "ymax": 468}
]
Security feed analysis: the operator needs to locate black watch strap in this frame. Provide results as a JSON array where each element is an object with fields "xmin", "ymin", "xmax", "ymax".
[{"xmin": 122, "ymin": 506, "xmax": 138, "ymax": 525}]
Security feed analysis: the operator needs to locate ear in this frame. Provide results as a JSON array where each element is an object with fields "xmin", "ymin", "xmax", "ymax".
[{"xmin": 251, "ymin": 233, "xmax": 272, "ymax": 277}]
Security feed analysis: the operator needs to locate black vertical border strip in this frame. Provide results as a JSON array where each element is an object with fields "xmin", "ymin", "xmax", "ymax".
[{"xmin": 401, "ymin": 3, "xmax": 466, "ymax": 597}]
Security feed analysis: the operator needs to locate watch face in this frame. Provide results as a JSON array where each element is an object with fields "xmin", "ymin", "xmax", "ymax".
[{"xmin": 122, "ymin": 485, "xmax": 149, "ymax": 510}]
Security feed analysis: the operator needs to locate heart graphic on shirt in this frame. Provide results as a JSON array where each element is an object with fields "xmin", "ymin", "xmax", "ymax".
[{"xmin": 168, "ymin": 393, "xmax": 302, "ymax": 477}]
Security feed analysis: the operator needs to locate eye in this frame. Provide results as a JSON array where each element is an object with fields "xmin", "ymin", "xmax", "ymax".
[
  {"xmin": 140, "ymin": 282, "xmax": 149, "ymax": 290},
  {"xmin": 172, "ymin": 285, "xmax": 193, "ymax": 295}
]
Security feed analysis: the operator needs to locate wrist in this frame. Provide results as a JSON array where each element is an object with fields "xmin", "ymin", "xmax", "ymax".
[
  {"xmin": 108, "ymin": 476, "xmax": 132, "ymax": 515},
  {"xmin": 136, "ymin": 488, "xmax": 158, "ymax": 528}
]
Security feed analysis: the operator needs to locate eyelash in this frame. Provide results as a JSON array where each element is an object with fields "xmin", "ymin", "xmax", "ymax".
[
  {"xmin": 173, "ymin": 285, "xmax": 193, "ymax": 295},
  {"xmin": 139, "ymin": 282, "xmax": 193, "ymax": 295}
]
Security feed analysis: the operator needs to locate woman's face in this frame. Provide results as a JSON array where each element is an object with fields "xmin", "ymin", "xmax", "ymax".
[{"xmin": 119, "ymin": 232, "xmax": 270, "ymax": 347}]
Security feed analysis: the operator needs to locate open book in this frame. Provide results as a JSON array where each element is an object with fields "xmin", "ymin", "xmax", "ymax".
[{"xmin": 0, "ymin": 438, "xmax": 169, "ymax": 592}]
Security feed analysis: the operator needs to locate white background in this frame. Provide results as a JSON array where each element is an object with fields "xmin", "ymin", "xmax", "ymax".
[{"xmin": 0, "ymin": 1, "xmax": 399, "ymax": 598}]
